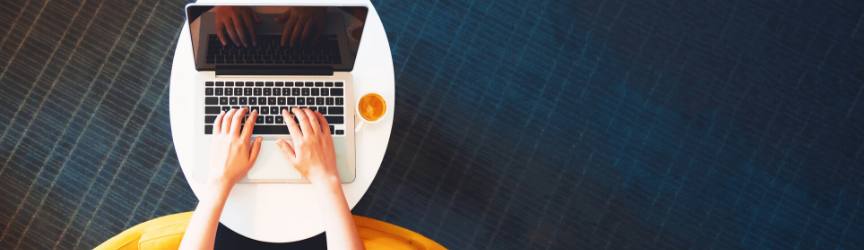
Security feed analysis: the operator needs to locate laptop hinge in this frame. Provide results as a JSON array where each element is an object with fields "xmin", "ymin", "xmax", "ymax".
[{"xmin": 215, "ymin": 65, "xmax": 334, "ymax": 76}]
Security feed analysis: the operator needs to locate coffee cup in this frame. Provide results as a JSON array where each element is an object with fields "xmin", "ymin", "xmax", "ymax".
[{"xmin": 355, "ymin": 93, "xmax": 387, "ymax": 132}]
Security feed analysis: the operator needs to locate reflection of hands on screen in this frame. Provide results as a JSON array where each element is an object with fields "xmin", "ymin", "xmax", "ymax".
[
  {"xmin": 274, "ymin": 7, "xmax": 327, "ymax": 47},
  {"xmin": 215, "ymin": 6, "xmax": 261, "ymax": 47}
]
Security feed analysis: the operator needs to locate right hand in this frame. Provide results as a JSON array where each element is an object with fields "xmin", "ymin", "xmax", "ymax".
[
  {"xmin": 274, "ymin": 7, "xmax": 327, "ymax": 47},
  {"xmin": 214, "ymin": 6, "xmax": 262, "ymax": 47},
  {"xmin": 277, "ymin": 108, "xmax": 338, "ymax": 186}
]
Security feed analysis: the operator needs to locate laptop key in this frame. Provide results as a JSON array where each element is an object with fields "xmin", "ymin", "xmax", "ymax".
[
  {"xmin": 215, "ymin": 88, "xmax": 223, "ymax": 95},
  {"xmin": 275, "ymin": 116, "xmax": 284, "ymax": 124},
  {"xmin": 328, "ymin": 107, "xmax": 344, "ymax": 114},
  {"xmin": 250, "ymin": 106, "xmax": 259, "ymax": 113},
  {"xmin": 286, "ymin": 97, "xmax": 296, "ymax": 105},
  {"xmin": 335, "ymin": 82, "xmax": 344, "ymax": 87},
  {"xmin": 311, "ymin": 88, "xmax": 319, "ymax": 96},
  {"xmin": 254, "ymin": 88, "xmax": 262, "ymax": 95},
  {"xmin": 205, "ymin": 97, "xmax": 218, "ymax": 105},
  {"xmin": 329, "ymin": 125, "xmax": 334, "ymax": 134},
  {"xmin": 316, "ymin": 98, "xmax": 324, "ymax": 105},
  {"xmin": 225, "ymin": 88, "xmax": 233, "ymax": 96},
  {"xmin": 206, "ymin": 81, "xmax": 214, "ymax": 86},
  {"xmin": 325, "ymin": 82, "xmax": 333, "ymax": 87},
  {"xmin": 297, "ymin": 97, "xmax": 305, "ymax": 105},
  {"xmin": 265, "ymin": 116, "xmax": 274, "ymax": 124},
  {"xmin": 326, "ymin": 97, "xmax": 334, "ymax": 105},
  {"xmin": 244, "ymin": 88, "xmax": 252, "ymax": 96},
  {"xmin": 235, "ymin": 88, "xmax": 242, "ymax": 95},
  {"xmin": 292, "ymin": 88, "xmax": 301, "ymax": 96},
  {"xmin": 264, "ymin": 88, "xmax": 271, "ymax": 96},
  {"xmin": 321, "ymin": 88, "xmax": 329, "ymax": 96},
  {"xmin": 336, "ymin": 130, "xmax": 344, "ymax": 135},
  {"xmin": 270, "ymin": 107, "xmax": 279, "ymax": 114},
  {"xmin": 268, "ymin": 97, "xmax": 276, "ymax": 105},
  {"xmin": 307, "ymin": 97, "xmax": 315, "ymax": 105},
  {"xmin": 256, "ymin": 116, "xmax": 264, "ymax": 123},
  {"xmin": 206, "ymin": 88, "xmax": 214, "ymax": 95},
  {"xmin": 302, "ymin": 88, "xmax": 310, "ymax": 96},
  {"xmin": 315, "ymin": 82, "xmax": 324, "ymax": 87},
  {"xmin": 216, "ymin": 81, "xmax": 224, "ymax": 86},
  {"xmin": 319, "ymin": 107, "xmax": 327, "ymax": 114},
  {"xmin": 330, "ymin": 88, "xmax": 343, "ymax": 96},
  {"xmin": 336, "ymin": 98, "xmax": 343, "ymax": 105},
  {"xmin": 219, "ymin": 97, "xmax": 228, "ymax": 105},
  {"xmin": 205, "ymin": 116, "xmax": 217, "ymax": 123},
  {"xmin": 278, "ymin": 97, "xmax": 286, "ymax": 105},
  {"xmin": 260, "ymin": 107, "xmax": 269, "ymax": 115},
  {"xmin": 258, "ymin": 97, "xmax": 267, "ymax": 105},
  {"xmin": 205, "ymin": 107, "xmax": 221, "ymax": 114},
  {"xmin": 222, "ymin": 106, "xmax": 231, "ymax": 112},
  {"xmin": 229, "ymin": 97, "xmax": 238, "ymax": 105},
  {"xmin": 324, "ymin": 116, "xmax": 344, "ymax": 124},
  {"xmin": 249, "ymin": 98, "xmax": 257, "ymax": 105},
  {"xmin": 205, "ymin": 125, "xmax": 213, "ymax": 134},
  {"xmin": 239, "ymin": 97, "xmax": 247, "ymax": 105},
  {"xmin": 273, "ymin": 88, "xmax": 281, "ymax": 96}
]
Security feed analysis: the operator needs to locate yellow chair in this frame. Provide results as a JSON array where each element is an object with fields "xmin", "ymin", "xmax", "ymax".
[{"xmin": 95, "ymin": 212, "xmax": 446, "ymax": 250}]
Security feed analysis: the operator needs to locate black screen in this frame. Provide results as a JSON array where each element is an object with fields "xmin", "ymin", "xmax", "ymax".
[{"xmin": 186, "ymin": 5, "xmax": 368, "ymax": 71}]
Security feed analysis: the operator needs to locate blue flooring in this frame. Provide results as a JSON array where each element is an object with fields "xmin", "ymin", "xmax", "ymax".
[{"xmin": 0, "ymin": 0, "xmax": 863, "ymax": 249}]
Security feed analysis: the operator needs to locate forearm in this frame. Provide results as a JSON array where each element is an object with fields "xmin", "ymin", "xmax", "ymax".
[
  {"xmin": 315, "ymin": 176, "xmax": 363, "ymax": 250},
  {"xmin": 179, "ymin": 184, "xmax": 231, "ymax": 250}
]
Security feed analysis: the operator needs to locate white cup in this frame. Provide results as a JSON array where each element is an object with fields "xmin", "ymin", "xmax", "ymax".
[{"xmin": 354, "ymin": 93, "xmax": 388, "ymax": 132}]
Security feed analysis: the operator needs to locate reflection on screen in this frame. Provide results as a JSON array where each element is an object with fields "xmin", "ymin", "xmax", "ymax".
[{"xmin": 187, "ymin": 5, "xmax": 368, "ymax": 71}]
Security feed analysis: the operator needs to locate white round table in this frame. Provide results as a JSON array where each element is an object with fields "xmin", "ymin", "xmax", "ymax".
[{"xmin": 169, "ymin": 0, "xmax": 393, "ymax": 242}]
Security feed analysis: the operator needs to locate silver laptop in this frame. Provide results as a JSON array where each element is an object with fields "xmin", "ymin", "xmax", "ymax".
[{"xmin": 185, "ymin": 4, "xmax": 368, "ymax": 183}]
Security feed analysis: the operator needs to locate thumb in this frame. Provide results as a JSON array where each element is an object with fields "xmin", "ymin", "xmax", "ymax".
[
  {"xmin": 248, "ymin": 137, "xmax": 264, "ymax": 163},
  {"xmin": 274, "ymin": 10, "xmax": 290, "ymax": 23},
  {"xmin": 276, "ymin": 139, "xmax": 296, "ymax": 160}
]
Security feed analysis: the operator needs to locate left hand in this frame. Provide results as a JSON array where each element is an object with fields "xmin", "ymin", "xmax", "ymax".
[{"xmin": 209, "ymin": 108, "xmax": 263, "ymax": 190}]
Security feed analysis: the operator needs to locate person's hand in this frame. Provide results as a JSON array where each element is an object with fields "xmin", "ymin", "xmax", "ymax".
[
  {"xmin": 209, "ymin": 108, "xmax": 263, "ymax": 190},
  {"xmin": 274, "ymin": 7, "xmax": 327, "ymax": 47},
  {"xmin": 276, "ymin": 108, "xmax": 338, "ymax": 186},
  {"xmin": 214, "ymin": 6, "xmax": 262, "ymax": 47}
]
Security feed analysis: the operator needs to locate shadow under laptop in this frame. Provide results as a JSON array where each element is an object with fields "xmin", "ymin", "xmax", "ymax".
[{"xmin": 214, "ymin": 223, "xmax": 326, "ymax": 249}]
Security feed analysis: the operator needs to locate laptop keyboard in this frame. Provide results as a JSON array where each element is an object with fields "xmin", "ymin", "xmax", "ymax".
[
  {"xmin": 204, "ymin": 81, "xmax": 346, "ymax": 135},
  {"xmin": 206, "ymin": 34, "xmax": 342, "ymax": 65}
]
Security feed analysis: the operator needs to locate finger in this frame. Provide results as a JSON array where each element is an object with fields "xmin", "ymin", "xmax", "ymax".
[
  {"xmin": 315, "ymin": 111, "xmax": 331, "ymax": 136},
  {"xmin": 230, "ymin": 108, "xmax": 248, "ymax": 136},
  {"xmin": 242, "ymin": 13, "xmax": 257, "ymax": 46},
  {"xmin": 216, "ymin": 21, "xmax": 228, "ymax": 46},
  {"xmin": 248, "ymin": 137, "xmax": 264, "ymax": 162},
  {"xmin": 312, "ymin": 20, "xmax": 325, "ymax": 45},
  {"xmin": 213, "ymin": 110, "xmax": 225, "ymax": 134},
  {"xmin": 276, "ymin": 139, "xmax": 296, "ymax": 161},
  {"xmin": 232, "ymin": 15, "xmax": 249, "ymax": 47},
  {"xmin": 281, "ymin": 15, "xmax": 299, "ymax": 47},
  {"xmin": 283, "ymin": 109, "xmax": 302, "ymax": 142},
  {"xmin": 293, "ymin": 107, "xmax": 314, "ymax": 137},
  {"xmin": 224, "ymin": 18, "xmax": 241, "ymax": 46},
  {"xmin": 290, "ymin": 18, "xmax": 308, "ymax": 47},
  {"xmin": 221, "ymin": 109, "xmax": 237, "ymax": 134},
  {"xmin": 252, "ymin": 10, "xmax": 262, "ymax": 23},
  {"xmin": 303, "ymin": 108, "xmax": 321, "ymax": 135},
  {"xmin": 300, "ymin": 18, "xmax": 316, "ymax": 46},
  {"xmin": 241, "ymin": 109, "xmax": 258, "ymax": 140},
  {"xmin": 274, "ymin": 10, "xmax": 291, "ymax": 23}
]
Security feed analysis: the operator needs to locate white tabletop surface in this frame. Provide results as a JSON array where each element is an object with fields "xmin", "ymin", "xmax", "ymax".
[{"xmin": 169, "ymin": 0, "xmax": 393, "ymax": 242}]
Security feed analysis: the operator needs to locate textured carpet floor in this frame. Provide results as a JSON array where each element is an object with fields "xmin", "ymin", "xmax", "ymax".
[{"xmin": 1, "ymin": 0, "xmax": 864, "ymax": 249}]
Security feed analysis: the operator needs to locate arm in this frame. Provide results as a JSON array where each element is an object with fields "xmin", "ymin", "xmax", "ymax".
[
  {"xmin": 180, "ymin": 108, "xmax": 263, "ymax": 250},
  {"xmin": 277, "ymin": 108, "xmax": 364, "ymax": 250}
]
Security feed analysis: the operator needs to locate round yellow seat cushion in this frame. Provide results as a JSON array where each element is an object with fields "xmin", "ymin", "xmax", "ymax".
[{"xmin": 95, "ymin": 212, "xmax": 446, "ymax": 250}]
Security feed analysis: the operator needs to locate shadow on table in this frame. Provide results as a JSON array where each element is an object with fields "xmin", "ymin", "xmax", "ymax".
[{"xmin": 214, "ymin": 223, "xmax": 326, "ymax": 249}]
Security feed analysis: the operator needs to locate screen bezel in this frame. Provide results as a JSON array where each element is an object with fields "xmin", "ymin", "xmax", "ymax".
[{"xmin": 185, "ymin": 3, "xmax": 369, "ymax": 72}]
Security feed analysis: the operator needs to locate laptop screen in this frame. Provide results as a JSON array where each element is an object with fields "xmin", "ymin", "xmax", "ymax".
[{"xmin": 186, "ymin": 5, "xmax": 368, "ymax": 72}]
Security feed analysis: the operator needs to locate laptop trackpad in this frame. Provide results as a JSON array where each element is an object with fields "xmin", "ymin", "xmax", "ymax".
[{"xmin": 245, "ymin": 141, "xmax": 302, "ymax": 182}]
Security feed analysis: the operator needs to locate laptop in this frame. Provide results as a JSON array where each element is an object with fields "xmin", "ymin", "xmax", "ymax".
[{"xmin": 185, "ymin": 4, "xmax": 368, "ymax": 183}]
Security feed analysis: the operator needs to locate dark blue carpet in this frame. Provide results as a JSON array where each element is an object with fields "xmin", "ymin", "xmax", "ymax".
[{"xmin": 1, "ymin": 0, "xmax": 863, "ymax": 249}]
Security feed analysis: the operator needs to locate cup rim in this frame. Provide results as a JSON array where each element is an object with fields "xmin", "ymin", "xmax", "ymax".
[{"xmin": 355, "ymin": 92, "xmax": 387, "ymax": 124}]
